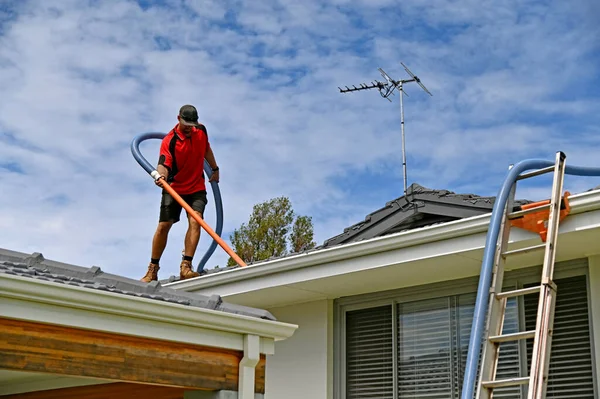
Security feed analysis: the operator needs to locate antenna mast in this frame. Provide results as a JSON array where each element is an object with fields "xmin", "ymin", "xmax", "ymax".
[{"xmin": 338, "ymin": 62, "xmax": 432, "ymax": 196}]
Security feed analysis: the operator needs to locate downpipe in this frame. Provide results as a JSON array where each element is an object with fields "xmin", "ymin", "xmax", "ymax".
[{"xmin": 239, "ymin": 334, "xmax": 260, "ymax": 399}]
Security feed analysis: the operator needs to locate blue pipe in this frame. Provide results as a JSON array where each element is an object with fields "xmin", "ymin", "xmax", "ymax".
[
  {"xmin": 130, "ymin": 132, "xmax": 224, "ymax": 274},
  {"xmin": 461, "ymin": 154, "xmax": 600, "ymax": 399}
]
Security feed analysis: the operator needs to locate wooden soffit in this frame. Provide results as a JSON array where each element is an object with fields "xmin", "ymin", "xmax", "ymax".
[{"xmin": 0, "ymin": 317, "xmax": 265, "ymax": 393}]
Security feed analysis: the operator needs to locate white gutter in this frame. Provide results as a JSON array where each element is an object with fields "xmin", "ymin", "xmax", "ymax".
[
  {"xmin": 166, "ymin": 188, "xmax": 600, "ymax": 291},
  {"xmin": 0, "ymin": 273, "xmax": 298, "ymax": 349}
]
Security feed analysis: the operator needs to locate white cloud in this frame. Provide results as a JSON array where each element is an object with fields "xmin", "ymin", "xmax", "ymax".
[{"xmin": 0, "ymin": 0, "xmax": 598, "ymax": 280}]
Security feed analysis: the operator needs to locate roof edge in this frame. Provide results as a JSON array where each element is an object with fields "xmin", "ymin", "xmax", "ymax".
[
  {"xmin": 0, "ymin": 272, "xmax": 298, "ymax": 344},
  {"xmin": 165, "ymin": 188, "xmax": 600, "ymax": 291}
]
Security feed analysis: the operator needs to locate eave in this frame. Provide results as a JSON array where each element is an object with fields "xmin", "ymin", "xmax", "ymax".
[
  {"xmin": 0, "ymin": 316, "xmax": 267, "ymax": 393},
  {"xmin": 164, "ymin": 189, "xmax": 600, "ymax": 306},
  {"xmin": 0, "ymin": 272, "xmax": 298, "ymax": 354}
]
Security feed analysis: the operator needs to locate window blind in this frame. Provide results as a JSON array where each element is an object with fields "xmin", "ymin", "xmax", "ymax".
[
  {"xmin": 346, "ymin": 305, "xmax": 394, "ymax": 399},
  {"xmin": 343, "ymin": 272, "xmax": 595, "ymax": 399},
  {"xmin": 397, "ymin": 297, "xmax": 453, "ymax": 398},
  {"xmin": 457, "ymin": 294, "xmax": 521, "ymax": 399},
  {"xmin": 524, "ymin": 275, "xmax": 595, "ymax": 398}
]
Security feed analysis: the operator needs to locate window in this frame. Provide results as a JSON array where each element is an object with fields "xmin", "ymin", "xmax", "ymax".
[
  {"xmin": 395, "ymin": 294, "xmax": 520, "ymax": 399},
  {"xmin": 346, "ymin": 305, "xmax": 394, "ymax": 398},
  {"xmin": 337, "ymin": 264, "xmax": 596, "ymax": 399},
  {"xmin": 524, "ymin": 276, "xmax": 595, "ymax": 397}
]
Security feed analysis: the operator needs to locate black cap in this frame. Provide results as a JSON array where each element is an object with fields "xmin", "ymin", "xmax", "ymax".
[{"xmin": 178, "ymin": 104, "xmax": 200, "ymax": 127}]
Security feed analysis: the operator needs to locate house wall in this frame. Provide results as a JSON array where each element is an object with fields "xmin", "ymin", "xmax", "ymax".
[
  {"xmin": 264, "ymin": 300, "xmax": 333, "ymax": 399},
  {"xmin": 588, "ymin": 254, "xmax": 600, "ymax": 389},
  {"xmin": 261, "ymin": 258, "xmax": 598, "ymax": 399},
  {"xmin": 258, "ymin": 256, "xmax": 600, "ymax": 399}
]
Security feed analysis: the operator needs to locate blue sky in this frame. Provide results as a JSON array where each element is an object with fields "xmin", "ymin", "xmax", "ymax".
[{"xmin": 1, "ymin": 0, "xmax": 599, "ymax": 280}]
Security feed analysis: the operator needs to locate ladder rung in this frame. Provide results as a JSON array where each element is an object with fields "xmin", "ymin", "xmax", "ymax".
[
  {"xmin": 489, "ymin": 330, "xmax": 536, "ymax": 343},
  {"xmin": 517, "ymin": 165, "xmax": 556, "ymax": 180},
  {"xmin": 496, "ymin": 285, "xmax": 541, "ymax": 299},
  {"xmin": 507, "ymin": 203, "xmax": 551, "ymax": 219},
  {"xmin": 482, "ymin": 376, "xmax": 530, "ymax": 389},
  {"xmin": 502, "ymin": 243, "xmax": 546, "ymax": 257}
]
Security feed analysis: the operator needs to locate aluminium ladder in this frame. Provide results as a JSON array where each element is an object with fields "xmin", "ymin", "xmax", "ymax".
[{"xmin": 475, "ymin": 151, "xmax": 567, "ymax": 399}]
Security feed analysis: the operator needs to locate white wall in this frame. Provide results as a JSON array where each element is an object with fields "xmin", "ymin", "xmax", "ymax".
[
  {"xmin": 265, "ymin": 300, "xmax": 333, "ymax": 399},
  {"xmin": 262, "ymin": 258, "xmax": 600, "ymax": 399},
  {"xmin": 588, "ymin": 254, "xmax": 600, "ymax": 391}
]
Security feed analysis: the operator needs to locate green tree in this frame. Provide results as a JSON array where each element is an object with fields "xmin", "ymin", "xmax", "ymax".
[
  {"xmin": 290, "ymin": 215, "xmax": 316, "ymax": 253},
  {"xmin": 227, "ymin": 196, "xmax": 316, "ymax": 266}
]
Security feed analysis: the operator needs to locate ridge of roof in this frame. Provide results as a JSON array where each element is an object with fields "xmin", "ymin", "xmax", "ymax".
[{"xmin": 0, "ymin": 248, "xmax": 276, "ymax": 320}]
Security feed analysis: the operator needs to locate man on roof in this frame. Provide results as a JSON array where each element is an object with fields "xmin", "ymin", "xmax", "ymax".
[{"xmin": 140, "ymin": 104, "xmax": 220, "ymax": 283}]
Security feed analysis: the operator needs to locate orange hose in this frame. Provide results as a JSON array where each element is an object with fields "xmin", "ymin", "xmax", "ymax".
[{"xmin": 159, "ymin": 179, "xmax": 247, "ymax": 267}]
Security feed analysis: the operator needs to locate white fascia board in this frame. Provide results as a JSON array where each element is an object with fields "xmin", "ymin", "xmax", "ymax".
[
  {"xmin": 166, "ymin": 189, "xmax": 600, "ymax": 291},
  {"xmin": 0, "ymin": 273, "xmax": 297, "ymax": 354}
]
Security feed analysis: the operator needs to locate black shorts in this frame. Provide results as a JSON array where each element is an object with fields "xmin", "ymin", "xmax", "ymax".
[{"xmin": 159, "ymin": 190, "xmax": 208, "ymax": 223}]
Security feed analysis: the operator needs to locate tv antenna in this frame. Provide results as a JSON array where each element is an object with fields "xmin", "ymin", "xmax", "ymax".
[{"xmin": 338, "ymin": 62, "xmax": 432, "ymax": 196}]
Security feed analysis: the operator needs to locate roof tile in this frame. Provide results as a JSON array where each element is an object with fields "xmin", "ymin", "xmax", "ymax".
[{"xmin": 0, "ymin": 248, "xmax": 276, "ymax": 320}]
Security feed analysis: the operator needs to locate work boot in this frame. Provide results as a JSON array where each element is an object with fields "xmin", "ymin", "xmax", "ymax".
[
  {"xmin": 141, "ymin": 263, "xmax": 159, "ymax": 283},
  {"xmin": 180, "ymin": 259, "xmax": 200, "ymax": 280}
]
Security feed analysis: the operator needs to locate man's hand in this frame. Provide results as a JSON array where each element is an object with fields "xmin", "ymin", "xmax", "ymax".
[
  {"xmin": 155, "ymin": 175, "xmax": 166, "ymax": 187},
  {"xmin": 209, "ymin": 169, "xmax": 220, "ymax": 183},
  {"xmin": 155, "ymin": 165, "xmax": 169, "ymax": 187}
]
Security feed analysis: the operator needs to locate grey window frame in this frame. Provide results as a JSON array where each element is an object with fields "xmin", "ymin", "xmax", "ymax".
[{"xmin": 333, "ymin": 258, "xmax": 597, "ymax": 399}]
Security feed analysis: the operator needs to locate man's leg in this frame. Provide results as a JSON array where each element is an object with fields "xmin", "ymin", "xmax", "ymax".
[
  {"xmin": 183, "ymin": 212, "xmax": 202, "ymax": 259},
  {"xmin": 141, "ymin": 190, "xmax": 181, "ymax": 282},
  {"xmin": 152, "ymin": 221, "xmax": 173, "ymax": 260},
  {"xmin": 180, "ymin": 191, "xmax": 208, "ymax": 280}
]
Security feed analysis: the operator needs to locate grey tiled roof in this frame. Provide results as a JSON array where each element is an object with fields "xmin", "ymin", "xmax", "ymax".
[
  {"xmin": 322, "ymin": 183, "xmax": 533, "ymax": 247},
  {"xmin": 0, "ymin": 248, "xmax": 276, "ymax": 320}
]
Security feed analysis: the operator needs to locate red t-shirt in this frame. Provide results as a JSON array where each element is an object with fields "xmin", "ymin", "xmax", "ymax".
[{"xmin": 158, "ymin": 124, "xmax": 211, "ymax": 195}]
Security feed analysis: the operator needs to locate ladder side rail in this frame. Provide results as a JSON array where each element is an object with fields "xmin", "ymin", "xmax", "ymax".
[
  {"xmin": 527, "ymin": 152, "xmax": 566, "ymax": 399},
  {"xmin": 476, "ymin": 183, "xmax": 517, "ymax": 399}
]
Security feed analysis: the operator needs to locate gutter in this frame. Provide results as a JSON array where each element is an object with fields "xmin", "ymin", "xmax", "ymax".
[
  {"xmin": 166, "ymin": 188, "xmax": 600, "ymax": 291},
  {"xmin": 0, "ymin": 273, "xmax": 298, "ymax": 344}
]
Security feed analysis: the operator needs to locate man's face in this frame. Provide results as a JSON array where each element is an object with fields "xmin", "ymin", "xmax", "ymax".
[{"xmin": 177, "ymin": 116, "xmax": 194, "ymax": 136}]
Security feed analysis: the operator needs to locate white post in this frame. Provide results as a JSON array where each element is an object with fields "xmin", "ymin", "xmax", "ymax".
[{"xmin": 400, "ymin": 82, "xmax": 407, "ymax": 196}]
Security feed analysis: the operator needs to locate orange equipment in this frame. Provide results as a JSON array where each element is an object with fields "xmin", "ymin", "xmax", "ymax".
[
  {"xmin": 158, "ymin": 178, "xmax": 247, "ymax": 267},
  {"xmin": 509, "ymin": 191, "xmax": 571, "ymax": 242}
]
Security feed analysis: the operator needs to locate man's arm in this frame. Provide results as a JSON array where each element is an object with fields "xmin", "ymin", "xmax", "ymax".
[
  {"xmin": 205, "ymin": 146, "xmax": 218, "ymax": 170},
  {"xmin": 156, "ymin": 138, "xmax": 172, "ymax": 185},
  {"xmin": 157, "ymin": 164, "xmax": 169, "ymax": 179},
  {"xmin": 205, "ymin": 146, "xmax": 219, "ymax": 183},
  {"xmin": 154, "ymin": 163, "xmax": 170, "ymax": 187}
]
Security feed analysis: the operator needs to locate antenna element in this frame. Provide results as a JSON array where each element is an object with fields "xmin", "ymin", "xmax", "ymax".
[{"xmin": 338, "ymin": 62, "xmax": 432, "ymax": 196}]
